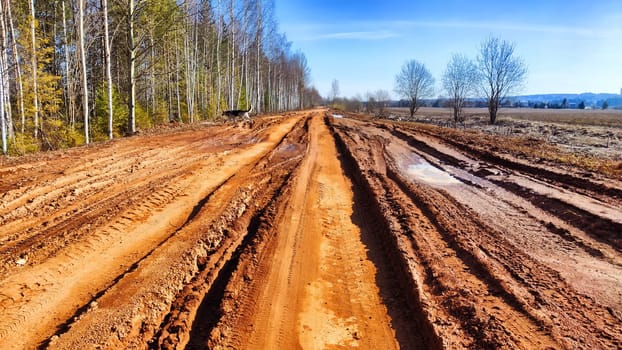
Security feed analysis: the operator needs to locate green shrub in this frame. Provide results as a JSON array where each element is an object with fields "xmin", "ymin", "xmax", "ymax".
[{"xmin": 94, "ymin": 84, "xmax": 129, "ymax": 140}]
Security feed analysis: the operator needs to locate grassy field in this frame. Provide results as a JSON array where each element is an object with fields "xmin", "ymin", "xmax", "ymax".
[{"xmin": 389, "ymin": 107, "xmax": 622, "ymax": 128}]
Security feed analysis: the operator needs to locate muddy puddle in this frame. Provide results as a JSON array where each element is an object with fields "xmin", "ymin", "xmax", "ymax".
[
  {"xmin": 406, "ymin": 162, "xmax": 461, "ymax": 186},
  {"xmin": 388, "ymin": 144, "xmax": 461, "ymax": 187}
]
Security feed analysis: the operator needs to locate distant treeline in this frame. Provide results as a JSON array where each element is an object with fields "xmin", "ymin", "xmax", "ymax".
[{"xmin": 333, "ymin": 96, "xmax": 622, "ymax": 113}]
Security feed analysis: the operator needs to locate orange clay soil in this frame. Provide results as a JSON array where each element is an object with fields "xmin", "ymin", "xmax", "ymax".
[{"xmin": 0, "ymin": 109, "xmax": 620, "ymax": 349}]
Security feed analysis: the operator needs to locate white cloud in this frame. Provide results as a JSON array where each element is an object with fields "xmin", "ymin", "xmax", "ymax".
[
  {"xmin": 303, "ymin": 30, "xmax": 398, "ymax": 41},
  {"xmin": 288, "ymin": 18, "xmax": 621, "ymax": 43},
  {"xmin": 381, "ymin": 19, "xmax": 622, "ymax": 38}
]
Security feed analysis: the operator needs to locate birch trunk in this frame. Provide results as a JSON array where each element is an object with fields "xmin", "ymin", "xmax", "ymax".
[
  {"xmin": 183, "ymin": 11, "xmax": 196, "ymax": 123},
  {"xmin": 103, "ymin": 0, "xmax": 113, "ymax": 139},
  {"xmin": 255, "ymin": 0, "xmax": 261, "ymax": 113},
  {"xmin": 0, "ymin": 69, "xmax": 4, "ymax": 153},
  {"xmin": 165, "ymin": 45, "xmax": 172, "ymax": 121},
  {"xmin": 0, "ymin": 0, "xmax": 11, "ymax": 144},
  {"xmin": 0, "ymin": 0, "xmax": 6, "ymax": 153},
  {"xmin": 216, "ymin": 0, "xmax": 222, "ymax": 113},
  {"xmin": 238, "ymin": 1, "xmax": 247, "ymax": 108},
  {"xmin": 61, "ymin": 0, "xmax": 74, "ymax": 129},
  {"xmin": 174, "ymin": 32, "xmax": 182, "ymax": 123},
  {"xmin": 150, "ymin": 31, "xmax": 156, "ymax": 113},
  {"xmin": 229, "ymin": 0, "xmax": 235, "ymax": 109},
  {"xmin": 78, "ymin": 0, "xmax": 89, "ymax": 143},
  {"xmin": 29, "ymin": 0, "xmax": 39, "ymax": 139},
  {"xmin": 6, "ymin": 0, "xmax": 23, "ymax": 134},
  {"xmin": 127, "ymin": 0, "xmax": 137, "ymax": 133}
]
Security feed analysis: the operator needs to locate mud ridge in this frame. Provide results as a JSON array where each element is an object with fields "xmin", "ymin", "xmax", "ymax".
[
  {"xmin": 327, "ymin": 116, "xmax": 443, "ymax": 349},
  {"xmin": 490, "ymin": 179, "xmax": 622, "ymax": 251}
]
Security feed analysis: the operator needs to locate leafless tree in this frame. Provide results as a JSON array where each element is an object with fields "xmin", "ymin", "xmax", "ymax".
[
  {"xmin": 374, "ymin": 89, "xmax": 390, "ymax": 118},
  {"xmin": 365, "ymin": 91, "xmax": 376, "ymax": 114},
  {"xmin": 329, "ymin": 79, "xmax": 340, "ymax": 103},
  {"xmin": 0, "ymin": 0, "xmax": 8, "ymax": 153},
  {"xmin": 102, "ymin": 0, "xmax": 113, "ymax": 139},
  {"xmin": 395, "ymin": 59, "xmax": 434, "ymax": 118},
  {"xmin": 78, "ymin": 0, "xmax": 89, "ymax": 143},
  {"xmin": 29, "ymin": 0, "xmax": 39, "ymax": 139},
  {"xmin": 442, "ymin": 53, "xmax": 479, "ymax": 123},
  {"xmin": 477, "ymin": 37, "xmax": 527, "ymax": 124},
  {"xmin": 61, "ymin": 0, "xmax": 74, "ymax": 130},
  {"xmin": 5, "ymin": 0, "xmax": 22, "ymax": 135}
]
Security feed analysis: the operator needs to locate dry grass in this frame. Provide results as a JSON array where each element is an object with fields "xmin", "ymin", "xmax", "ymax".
[{"xmin": 389, "ymin": 107, "xmax": 622, "ymax": 128}]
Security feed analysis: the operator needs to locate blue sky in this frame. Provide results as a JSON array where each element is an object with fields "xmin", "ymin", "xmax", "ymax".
[{"xmin": 274, "ymin": 0, "xmax": 622, "ymax": 98}]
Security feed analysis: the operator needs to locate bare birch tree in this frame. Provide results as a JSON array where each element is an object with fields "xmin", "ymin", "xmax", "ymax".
[
  {"xmin": 254, "ymin": 0, "xmax": 262, "ymax": 112},
  {"xmin": 330, "ymin": 79, "xmax": 339, "ymax": 103},
  {"xmin": 5, "ymin": 0, "xmax": 23, "ymax": 134},
  {"xmin": 61, "ymin": 0, "xmax": 74, "ymax": 129},
  {"xmin": 375, "ymin": 89, "xmax": 390, "ymax": 118},
  {"xmin": 395, "ymin": 59, "xmax": 434, "ymax": 118},
  {"xmin": 477, "ymin": 37, "xmax": 527, "ymax": 124},
  {"xmin": 0, "ymin": 0, "xmax": 6, "ymax": 153},
  {"xmin": 0, "ymin": 0, "xmax": 10, "ymax": 153},
  {"xmin": 29, "ymin": 0, "xmax": 39, "ymax": 138},
  {"xmin": 216, "ymin": 0, "xmax": 222, "ymax": 113},
  {"xmin": 78, "ymin": 0, "xmax": 89, "ymax": 143},
  {"xmin": 127, "ymin": 0, "xmax": 136, "ymax": 133},
  {"xmin": 442, "ymin": 53, "xmax": 479, "ymax": 123},
  {"xmin": 103, "ymin": 0, "xmax": 114, "ymax": 139}
]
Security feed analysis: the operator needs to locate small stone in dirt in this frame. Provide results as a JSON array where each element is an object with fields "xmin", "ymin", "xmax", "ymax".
[{"xmin": 15, "ymin": 255, "xmax": 28, "ymax": 266}]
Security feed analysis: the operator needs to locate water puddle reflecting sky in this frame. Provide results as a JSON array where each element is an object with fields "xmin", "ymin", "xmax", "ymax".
[{"xmin": 407, "ymin": 162, "xmax": 460, "ymax": 186}]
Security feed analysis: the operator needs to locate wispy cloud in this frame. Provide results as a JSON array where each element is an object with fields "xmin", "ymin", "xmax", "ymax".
[
  {"xmin": 304, "ymin": 30, "xmax": 398, "ymax": 41},
  {"xmin": 379, "ymin": 19, "xmax": 622, "ymax": 38},
  {"xmin": 285, "ymin": 17, "xmax": 622, "ymax": 43}
]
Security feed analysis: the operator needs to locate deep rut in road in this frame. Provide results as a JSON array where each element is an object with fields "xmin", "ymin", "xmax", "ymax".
[
  {"xmin": 203, "ymin": 114, "xmax": 422, "ymax": 349},
  {"xmin": 330, "ymin": 115, "xmax": 622, "ymax": 349}
]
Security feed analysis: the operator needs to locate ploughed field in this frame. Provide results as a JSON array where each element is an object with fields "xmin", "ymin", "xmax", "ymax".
[{"xmin": 0, "ymin": 109, "xmax": 621, "ymax": 349}]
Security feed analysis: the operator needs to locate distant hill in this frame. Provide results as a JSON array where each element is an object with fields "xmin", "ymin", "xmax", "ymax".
[{"xmin": 508, "ymin": 93, "xmax": 622, "ymax": 108}]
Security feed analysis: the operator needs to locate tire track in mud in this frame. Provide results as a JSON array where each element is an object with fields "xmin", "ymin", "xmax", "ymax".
[
  {"xmin": 202, "ymin": 114, "xmax": 421, "ymax": 349},
  {"xmin": 385, "ymin": 121, "xmax": 622, "ymax": 202},
  {"xmin": 153, "ymin": 116, "xmax": 310, "ymax": 349},
  {"xmin": 331, "ymin": 122, "xmax": 546, "ymax": 348},
  {"xmin": 382, "ymin": 125, "xmax": 622, "ymax": 270},
  {"xmin": 383, "ymin": 164, "xmax": 621, "ymax": 348},
  {"xmin": 0, "ymin": 115, "xmax": 302, "ymax": 349},
  {"xmin": 387, "ymin": 125, "xmax": 622, "ymax": 253},
  {"xmin": 43, "ymin": 114, "xmax": 306, "ymax": 349},
  {"xmin": 0, "ymin": 121, "xmax": 266, "ymax": 230},
  {"xmin": 3, "ymin": 110, "xmax": 621, "ymax": 349},
  {"xmin": 0, "ymin": 125, "xmax": 256, "ymax": 270},
  {"xmin": 330, "ymin": 116, "xmax": 622, "ymax": 349}
]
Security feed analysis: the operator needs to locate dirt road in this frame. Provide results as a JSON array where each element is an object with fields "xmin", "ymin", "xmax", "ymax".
[
  {"xmin": 203, "ymin": 115, "xmax": 421, "ymax": 349},
  {"xmin": 0, "ymin": 109, "xmax": 620, "ymax": 349}
]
